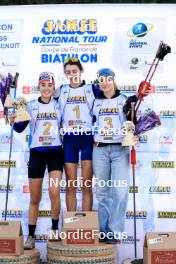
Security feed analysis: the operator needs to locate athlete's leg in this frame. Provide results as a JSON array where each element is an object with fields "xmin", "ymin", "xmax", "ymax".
[
  {"xmin": 49, "ymin": 170, "xmax": 62, "ymax": 219},
  {"xmin": 81, "ymin": 160, "xmax": 93, "ymax": 211},
  {"xmin": 81, "ymin": 135, "xmax": 94, "ymax": 211},
  {"xmin": 65, "ymin": 163, "xmax": 78, "ymax": 211},
  {"xmin": 29, "ymin": 178, "xmax": 43, "ymax": 226},
  {"xmin": 63, "ymin": 135, "xmax": 79, "ymax": 211},
  {"xmin": 28, "ymin": 149, "xmax": 46, "ymax": 237}
]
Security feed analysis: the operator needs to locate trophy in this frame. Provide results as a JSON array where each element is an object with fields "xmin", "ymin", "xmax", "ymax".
[
  {"xmin": 12, "ymin": 97, "xmax": 31, "ymax": 123},
  {"xmin": 122, "ymin": 121, "xmax": 136, "ymax": 147},
  {"xmin": 4, "ymin": 94, "xmax": 13, "ymax": 108}
]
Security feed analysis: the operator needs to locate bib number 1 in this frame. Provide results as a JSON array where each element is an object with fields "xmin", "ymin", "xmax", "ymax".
[{"xmin": 73, "ymin": 105, "xmax": 80, "ymax": 119}]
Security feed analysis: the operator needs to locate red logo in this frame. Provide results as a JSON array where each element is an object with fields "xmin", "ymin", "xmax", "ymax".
[
  {"xmin": 0, "ymin": 111, "xmax": 4, "ymax": 118},
  {"xmin": 22, "ymin": 86, "xmax": 30, "ymax": 94},
  {"xmin": 39, "ymin": 137, "xmax": 44, "ymax": 142},
  {"xmin": 152, "ymin": 251, "xmax": 176, "ymax": 264},
  {"xmin": 150, "ymin": 85, "xmax": 156, "ymax": 93},
  {"xmin": 68, "ymin": 120, "xmax": 74, "ymax": 125},
  {"xmin": 23, "ymin": 185, "xmax": 29, "ymax": 193}
]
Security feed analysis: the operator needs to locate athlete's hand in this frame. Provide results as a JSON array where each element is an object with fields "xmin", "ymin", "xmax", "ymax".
[
  {"xmin": 137, "ymin": 81, "xmax": 152, "ymax": 97},
  {"xmin": 8, "ymin": 113, "xmax": 17, "ymax": 125},
  {"xmin": 133, "ymin": 135, "xmax": 140, "ymax": 147}
]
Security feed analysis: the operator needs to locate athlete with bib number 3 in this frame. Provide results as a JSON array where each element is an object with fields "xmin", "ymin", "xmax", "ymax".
[
  {"xmin": 92, "ymin": 68, "xmax": 142, "ymax": 244},
  {"xmin": 9, "ymin": 72, "xmax": 64, "ymax": 249}
]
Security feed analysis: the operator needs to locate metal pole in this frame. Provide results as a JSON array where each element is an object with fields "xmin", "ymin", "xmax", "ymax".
[{"xmin": 4, "ymin": 72, "xmax": 18, "ymax": 221}]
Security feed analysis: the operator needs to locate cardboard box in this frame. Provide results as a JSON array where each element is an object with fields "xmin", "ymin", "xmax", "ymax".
[
  {"xmin": 62, "ymin": 211, "xmax": 99, "ymax": 246},
  {"xmin": 0, "ymin": 221, "xmax": 24, "ymax": 255},
  {"xmin": 144, "ymin": 232, "xmax": 176, "ymax": 264}
]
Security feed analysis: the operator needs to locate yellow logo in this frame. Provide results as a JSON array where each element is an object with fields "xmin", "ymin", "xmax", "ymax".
[{"xmin": 152, "ymin": 161, "xmax": 174, "ymax": 168}]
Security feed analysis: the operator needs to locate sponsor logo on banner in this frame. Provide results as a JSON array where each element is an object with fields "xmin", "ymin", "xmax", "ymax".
[
  {"xmin": 126, "ymin": 211, "xmax": 147, "ymax": 219},
  {"xmin": 34, "ymin": 234, "xmax": 48, "ymax": 242},
  {"xmin": 0, "ymin": 57, "xmax": 17, "ymax": 67},
  {"xmin": 0, "ymin": 55, "xmax": 19, "ymax": 72},
  {"xmin": 158, "ymin": 212, "xmax": 176, "ymax": 218},
  {"xmin": 42, "ymin": 187, "xmax": 48, "ymax": 193},
  {"xmin": 0, "ymin": 160, "xmax": 16, "ymax": 168},
  {"xmin": 1, "ymin": 210, "xmax": 23, "ymax": 218},
  {"xmin": 22, "ymin": 86, "xmax": 30, "ymax": 94},
  {"xmin": 23, "ymin": 185, "xmax": 29, "ymax": 193},
  {"xmin": 23, "ymin": 186, "xmax": 48, "ymax": 193},
  {"xmin": 0, "ymin": 20, "xmax": 22, "ymax": 53},
  {"xmin": 152, "ymin": 161, "xmax": 174, "ymax": 168},
  {"xmin": 38, "ymin": 210, "xmax": 51, "ymax": 217},
  {"xmin": 0, "ymin": 185, "xmax": 14, "ymax": 193},
  {"xmin": 122, "ymin": 235, "xmax": 140, "ymax": 244},
  {"xmin": 0, "ymin": 133, "xmax": 14, "ymax": 145},
  {"xmin": 32, "ymin": 19, "xmax": 108, "ymax": 64},
  {"xmin": 149, "ymin": 186, "xmax": 171, "ymax": 194},
  {"xmin": 25, "ymin": 135, "xmax": 30, "ymax": 142},
  {"xmin": 160, "ymin": 110, "xmax": 176, "ymax": 119},
  {"xmin": 156, "ymin": 86, "xmax": 174, "ymax": 94},
  {"xmin": 0, "ymin": 111, "xmax": 4, "ymax": 118},
  {"xmin": 129, "ymin": 186, "xmax": 138, "ymax": 193},
  {"xmin": 129, "ymin": 57, "xmax": 140, "ymax": 70},
  {"xmin": 139, "ymin": 134, "xmax": 148, "ymax": 143},
  {"xmin": 116, "ymin": 85, "xmax": 137, "ymax": 93},
  {"xmin": 127, "ymin": 22, "xmax": 153, "ymax": 48},
  {"xmin": 0, "ymin": 134, "xmax": 23, "ymax": 151},
  {"xmin": 159, "ymin": 134, "xmax": 173, "ymax": 145},
  {"xmin": 22, "ymin": 86, "xmax": 39, "ymax": 94}
]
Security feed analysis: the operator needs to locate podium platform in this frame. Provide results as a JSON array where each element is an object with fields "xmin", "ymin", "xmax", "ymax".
[
  {"xmin": 0, "ymin": 249, "xmax": 40, "ymax": 264},
  {"xmin": 122, "ymin": 259, "xmax": 143, "ymax": 264},
  {"xmin": 47, "ymin": 241, "xmax": 116, "ymax": 263}
]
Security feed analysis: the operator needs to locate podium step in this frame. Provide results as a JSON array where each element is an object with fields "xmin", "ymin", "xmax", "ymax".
[
  {"xmin": 47, "ymin": 241, "xmax": 116, "ymax": 263},
  {"xmin": 0, "ymin": 249, "xmax": 40, "ymax": 263},
  {"xmin": 122, "ymin": 259, "xmax": 143, "ymax": 264},
  {"xmin": 47, "ymin": 241, "xmax": 115, "ymax": 257},
  {"xmin": 47, "ymin": 254, "xmax": 115, "ymax": 264}
]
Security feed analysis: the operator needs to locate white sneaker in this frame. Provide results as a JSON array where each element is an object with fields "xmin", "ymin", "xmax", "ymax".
[{"xmin": 24, "ymin": 236, "xmax": 35, "ymax": 249}]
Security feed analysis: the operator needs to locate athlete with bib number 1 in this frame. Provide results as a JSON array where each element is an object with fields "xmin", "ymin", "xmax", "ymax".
[
  {"xmin": 8, "ymin": 72, "xmax": 64, "ymax": 249},
  {"xmin": 54, "ymin": 58, "xmax": 100, "ymax": 212}
]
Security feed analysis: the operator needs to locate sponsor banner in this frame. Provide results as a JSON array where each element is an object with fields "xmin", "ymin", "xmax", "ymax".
[{"xmin": 0, "ymin": 19, "xmax": 22, "ymax": 53}]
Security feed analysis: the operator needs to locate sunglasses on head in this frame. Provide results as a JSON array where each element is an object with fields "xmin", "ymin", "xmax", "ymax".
[{"xmin": 63, "ymin": 57, "xmax": 79, "ymax": 65}]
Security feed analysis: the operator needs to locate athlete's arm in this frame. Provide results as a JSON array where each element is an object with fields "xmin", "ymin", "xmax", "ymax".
[
  {"xmin": 13, "ymin": 120, "xmax": 30, "ymax": 133},
  {"xmin": 92, "ymin": 84, "xmax": 101, "ymax": 98},
  {"xmin": 123, "ymin": 94, "xmax": 138, "ymax": 122},
  {"xmin": 53, "ymin": 85, "xmax": 63, "ymax": 101}
]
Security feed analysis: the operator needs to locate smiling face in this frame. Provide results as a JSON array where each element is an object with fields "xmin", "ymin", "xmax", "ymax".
[
  {"xmin": 64, "ymin": 64, "xmax": 83, "ymax": 87},
  {"xmin": 39, "ymin": 81, "xmax": 55, "ymax": 99},
  {"xmin": 98, "ymin": 75, "xmax": 115, "ymax": 93}
]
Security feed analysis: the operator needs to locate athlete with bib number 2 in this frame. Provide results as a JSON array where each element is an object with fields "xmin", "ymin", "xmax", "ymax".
[{"xmin": 9, "ymin": 72, "xmax": 64, "ymax": 249}]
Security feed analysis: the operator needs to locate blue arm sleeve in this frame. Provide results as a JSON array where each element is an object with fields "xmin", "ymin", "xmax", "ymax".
[
  {"xmin": 92, "ymin": 84, "xmax": 101, "ymax": 98},
  {"xmin": 13, "ymin": 121, "xmax": 30, "ymax": 133}
]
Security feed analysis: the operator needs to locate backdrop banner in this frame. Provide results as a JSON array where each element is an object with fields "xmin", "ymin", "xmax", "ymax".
[{"xmin": 0, "ymin": 4, "xmax": 176, "ymax": 262}]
